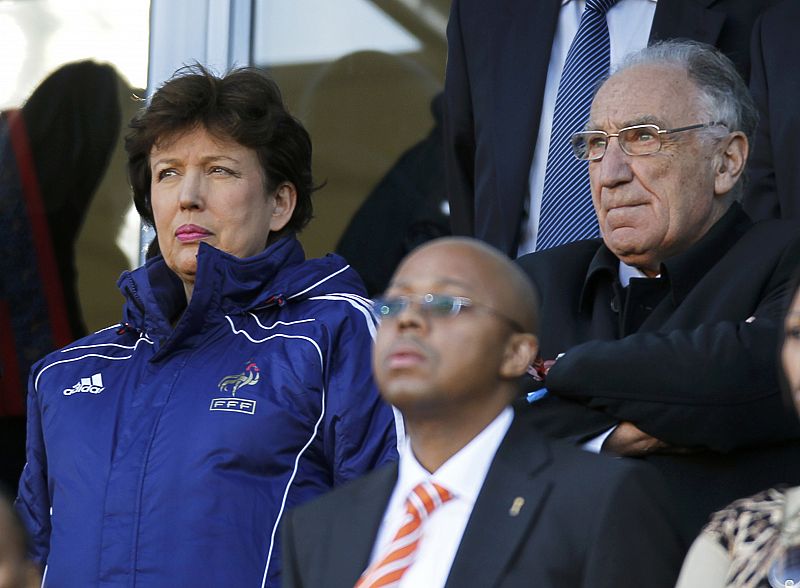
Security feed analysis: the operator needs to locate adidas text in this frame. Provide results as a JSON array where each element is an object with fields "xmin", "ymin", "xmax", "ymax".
[{"xmin": 63, "ymin": 374, "xmax": 105, "ymax": 396}]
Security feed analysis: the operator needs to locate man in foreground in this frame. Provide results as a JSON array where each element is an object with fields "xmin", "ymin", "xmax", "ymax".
[{"xmin": 282, "ymin": 237, "xmax": 683, "ymax": 587}]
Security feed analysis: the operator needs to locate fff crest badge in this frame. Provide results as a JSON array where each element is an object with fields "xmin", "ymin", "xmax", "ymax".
[{"xmin": 210, "ymin": 361, "xmax": 260, "ymax": 415}]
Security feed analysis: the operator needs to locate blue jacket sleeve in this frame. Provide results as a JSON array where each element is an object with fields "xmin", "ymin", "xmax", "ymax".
[
  {"xmin": 15, "ymin": 363, "xmax": 51, "ymax": 567},
  {"xmin": 322, "ymin": 301, "xmax": 400, "ymax": 486}
]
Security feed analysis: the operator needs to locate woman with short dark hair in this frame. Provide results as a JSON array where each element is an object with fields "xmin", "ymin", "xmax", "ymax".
[
  {"xmin": 127, "ymin": 65, "xmax": 315, "ymax": 242},
  {"xmin": 16, "ymin": 65, "xmax": 399, "ymax": 587}
]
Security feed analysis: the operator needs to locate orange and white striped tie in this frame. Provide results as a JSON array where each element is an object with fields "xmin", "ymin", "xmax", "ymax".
[{"xmin": 355, "ymin": 480, "xmax": 454, "ymax": 588}]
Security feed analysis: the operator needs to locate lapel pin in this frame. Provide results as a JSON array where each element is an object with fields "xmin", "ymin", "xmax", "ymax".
[{"xmin": 509, "ymin": 497, "xmax": 525, "ymax": 517}]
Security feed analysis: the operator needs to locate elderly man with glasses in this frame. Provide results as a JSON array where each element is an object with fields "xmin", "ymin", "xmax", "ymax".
[{"xmin": 517, "ymin": 39, "xmax": 800, "ymax": 547}]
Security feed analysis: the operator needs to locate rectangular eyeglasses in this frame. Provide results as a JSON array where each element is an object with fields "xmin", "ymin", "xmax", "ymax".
[{"xmin": 570, "ymin": 121, "xmax": 727, "ymax": 161}]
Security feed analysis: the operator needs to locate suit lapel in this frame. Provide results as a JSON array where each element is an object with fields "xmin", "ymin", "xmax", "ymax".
[
  {"xmin": 444, "ymin": 414, "xmax": 553, "ymax": 588},
  {"xmin": 650, "ymin": 0, "xmax": 725, "ymax": 46},
  {"xmin": 324, "ymin": 464, "xmax": 398, "ymax": 585},
  {"xmin": 487, "ymin": 0, "xmax": 561, "ymax": 254}
]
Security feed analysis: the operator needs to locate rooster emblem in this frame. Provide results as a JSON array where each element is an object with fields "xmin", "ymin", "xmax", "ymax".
[{"xmin": 218, "ymin": 362, "xmax": 260, "ymax": 397}]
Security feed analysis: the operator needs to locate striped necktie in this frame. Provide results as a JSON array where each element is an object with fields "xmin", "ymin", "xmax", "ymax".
[
  {"xmin": 355, "ymin": 481, "xmax": 454, "ymax": 588},
  {"xmin": 536, "ymin": 0, "xmax": 619, "ymax": 251}
]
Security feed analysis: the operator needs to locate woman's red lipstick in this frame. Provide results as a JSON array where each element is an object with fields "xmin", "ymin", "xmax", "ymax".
[{"xmin": 175, "ymin": 224, "xmax": 212, "ymax": 242}]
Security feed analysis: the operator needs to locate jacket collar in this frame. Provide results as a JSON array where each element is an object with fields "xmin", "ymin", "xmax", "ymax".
[
  {"xmin": 320, "ymin": 408, "xmax": 554, "ymax": 587},
  {"xmin": 323, "ymin": 464, "xmax": 399, "ymax": 586},
  {"xmin": 579, "ymin": 203, "xmax": 752, "ymax": 311},
  {"xmin": 117, "ymin": 235, "xmax": 363, "ymax": 341},
  {"xmin": 445, "ymin": 409, "xmax": 553, "ymax": 588}
]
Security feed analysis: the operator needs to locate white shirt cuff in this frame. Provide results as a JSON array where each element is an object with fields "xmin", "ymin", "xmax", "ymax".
[{"xmin": 581, "ymin": 426, "xmax": 617, "ymax": 454}]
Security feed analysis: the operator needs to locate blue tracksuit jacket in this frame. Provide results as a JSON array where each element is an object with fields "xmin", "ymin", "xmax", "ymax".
[{"xmin": 16, "ymin": 236, "xmax": 400, "ymax": 587}]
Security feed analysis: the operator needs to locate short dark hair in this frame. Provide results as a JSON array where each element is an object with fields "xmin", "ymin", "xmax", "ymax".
[{"xmin": 126, "ymin": 64, "xmax": 315, "ymax": 241}]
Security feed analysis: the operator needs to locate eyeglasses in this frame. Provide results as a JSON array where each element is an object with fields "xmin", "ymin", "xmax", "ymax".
[
  {"xmin": 372, "ymin": 293, "xmax": 524, "ymax": 333},
  {"xmin": 570, "ymin": 121, "xmax": 727, "ymax": 161}
]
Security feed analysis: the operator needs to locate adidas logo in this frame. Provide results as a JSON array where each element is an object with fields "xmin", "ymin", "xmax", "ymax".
[{"xmin": 63, "ymin": 373, "xmax": 105, "ymax": 396}]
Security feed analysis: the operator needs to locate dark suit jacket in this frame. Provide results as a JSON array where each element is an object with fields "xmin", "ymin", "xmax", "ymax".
[
  {"xmin": 444, "ymin": 0, "xmax": 781, "ymax": 256},
  {"xmin": 282, "ymin": 410, "xmax": 685, "ymax": 588},
  {"xmin": 516, "ymin": 204, "xmax": 800, "ymax": 543},
  {"xmin": 743, "ymin": 0, "xmax": 800, "ymax": 221}
]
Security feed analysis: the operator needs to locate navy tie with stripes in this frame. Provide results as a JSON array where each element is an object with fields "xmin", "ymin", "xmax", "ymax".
[{"xmin": 536, "ymin": 0, "xmax": 619, "ymax": 251}]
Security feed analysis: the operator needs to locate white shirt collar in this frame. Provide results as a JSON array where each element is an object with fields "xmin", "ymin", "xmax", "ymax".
[
  {"xmin": 618, "ymin": 260, "xmax": 663, "ymax": 287},
  {"xmin": 395, "ymin": 407, "xmax": 514, "ymax": 506}
]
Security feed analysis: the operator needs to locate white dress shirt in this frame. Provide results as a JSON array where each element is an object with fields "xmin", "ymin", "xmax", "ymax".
[
  {"xmin": 366, "ymin": 407, "xmax": 514, "ymax": 587},
  {"xmin": 618, "ymin": 258, "xmax": 652, "ymax": 286},
  {"xmin": 518, "ymin": 0, "xmax": 657, "ymax": 255}
]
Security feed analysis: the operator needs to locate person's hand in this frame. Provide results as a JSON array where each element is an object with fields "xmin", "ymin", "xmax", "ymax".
[
  {"xmin": 602, "ymin": 421, "xmax": 668, "ymax": 456},
  {"xmin": 527, "ymin": 355, "xmax": 560, "ymax": 382}
]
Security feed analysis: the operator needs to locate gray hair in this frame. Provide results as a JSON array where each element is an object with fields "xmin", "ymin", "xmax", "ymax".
[
  {"xmin": 611, "ymin": 40, "xmax": 759, "ymax": 139},
  {"xmin": 608, "ymin": 40, "xmax": 758, "ymax": 199}
]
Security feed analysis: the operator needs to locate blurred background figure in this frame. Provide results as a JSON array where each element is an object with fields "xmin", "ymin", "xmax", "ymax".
[
  {"xmin": 676, "ymin": 275, "xmax": 800, "ymax": 587},
  {"xmin": 0, "ymin": 492, "xmax": 39, "ymax": 588},
  {"xmin": 336, "ymin": 93, "xmax": 450, "ymax": 296},
  {"xmin": 296, "ymin": 49, "xmax": 441, "ymax": 259},
  {"xmin": 0, "ymin": 60, "xmax": 137, "ymax": 494},
  {"xmin": 254, "ymin": 2, "xmax": 452, "ymax": 287}
]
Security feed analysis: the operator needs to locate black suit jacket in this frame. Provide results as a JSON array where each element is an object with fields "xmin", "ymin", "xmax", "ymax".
[
  {"xmin": 282, "ymin": 410, "xmax": 684, "ymax": 588},
  {"xmin": 444, "ymin": 0, "xmax": 781, "ymax": 256},
  {"xmin": 742, "ymin": 0, "xmax": 800, "ymax": 221},
  {"xmin": 516, "ymin": 204, "xmax": 800, "ymax": 543}
]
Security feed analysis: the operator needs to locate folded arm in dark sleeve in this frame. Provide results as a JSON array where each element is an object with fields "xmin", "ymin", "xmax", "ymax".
[{"xmin": 546, "ymin": 318, "xmax": 800, "ymax": 452}]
